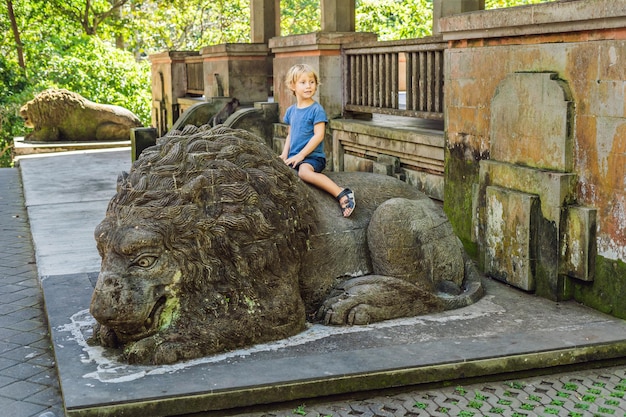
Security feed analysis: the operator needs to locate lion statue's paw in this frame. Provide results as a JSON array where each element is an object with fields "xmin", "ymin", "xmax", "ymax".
[
  {"xmin": 90, "ymin": 323, "xmax": 118, "ymax": 347},
  {"xmin": 124, "ymin": 337, "xmax": 181, "ymax": 365},
  {"xmin": 318, "ymin": 275, "xmax": 445, "ymax": 326},
  {"xmin": 321, "ymin": 298, "xmax": 379, "ymax": 326}
]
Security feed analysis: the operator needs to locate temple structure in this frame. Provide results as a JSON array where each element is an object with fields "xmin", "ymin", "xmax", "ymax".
[{"xmin": 148, "ymin": 0, "xmax": 626, "ymax": 319}]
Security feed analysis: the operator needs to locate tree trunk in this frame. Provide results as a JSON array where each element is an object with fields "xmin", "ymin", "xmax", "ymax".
[{"xmin": 6, "ymin": 0, "xmax": 25, "ymax": 69}]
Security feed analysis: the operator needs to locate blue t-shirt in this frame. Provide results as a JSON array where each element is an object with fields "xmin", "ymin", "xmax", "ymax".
[{"xmin": 284, "ymin": 101, "xmax": 328, "ymax": 159}]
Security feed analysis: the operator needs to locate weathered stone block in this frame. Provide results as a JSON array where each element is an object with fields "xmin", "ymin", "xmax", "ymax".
[
  {"xmin": 130, "ymin": 127, "xmax": 157, "ymax": 162},
  {"xmin": 200, "ymin": 43, "xmax": 272, "ymax": 104},
  {"xmin": 373, "ymin": 162, "xmax": 394, "ymax": 176},
  {"xmin": 441, "ymin": 0, "xmax": 626, "ymax": 312},
  {"xmin": 479, "ymin": 160, "xmax": 577, "ymax": 222},
  {"xmin": 560, "ymin": 206, "xmax": 597, "ymax": 281},
  {"xmin": 490, "ymin": 72, "xmax": 573, "ymax": 172},
  {"xmin": 485, "ymin": 186, "xmax": 539, "ymax": 291},
  {"xmin": 401, "ymin": 168, "xmax": 444, "ymax": 201},
  {"xmin": 343, "ymin": 154, "xmax": 374, "ymax": 173},
  {"xmin": 377, "ymin": 154, "xmax": 400, "ymax": 172}
]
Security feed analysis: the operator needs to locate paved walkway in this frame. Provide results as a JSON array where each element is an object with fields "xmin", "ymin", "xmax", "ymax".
[
  {"xmin": 231, "ymin": 365, "xmax": 626, "ymax": 416},
  {"xmin": 2, "ymin": 159, "xmax": 626, "ymax": 417},
  {"xmin": 0, "ymin": 168, "xmax": 63, "ymax": 417}
]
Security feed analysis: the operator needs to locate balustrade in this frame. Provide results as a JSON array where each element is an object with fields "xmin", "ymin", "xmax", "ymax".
[{"xmin": 343, "ymin": 36, "xmax": 445, "ymax": 120}]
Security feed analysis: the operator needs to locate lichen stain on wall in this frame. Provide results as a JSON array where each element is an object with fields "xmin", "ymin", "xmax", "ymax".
[
  {"xmin": 578, "ymin": 121, "xmax": 626, "ymax": 261},
  {"xmin": 485, "ymin": 196, "xmax": 504, "ymax": 267},
  {"xmin": 569, "ymin": 38, "xmax": 626, "ymax": 263}
]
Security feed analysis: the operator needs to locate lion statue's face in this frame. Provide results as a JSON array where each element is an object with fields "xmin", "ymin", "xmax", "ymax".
[
  {"xmin": 91, "ymin": 222, "xmax": 183, "ymax": 344},
  {"xmin": 19, "ymin": 105, "xmax": 35, "ymax": 128}
]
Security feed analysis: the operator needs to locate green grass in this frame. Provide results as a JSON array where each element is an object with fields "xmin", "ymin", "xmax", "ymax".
[
  {"xmin": 414, "ymin": 401, "xmax": 427, "ymax": 409},
  {"xmin": 474, "ymin": 391, "xmax": 488, "ymax": 401},
  {"xmin": 468, "ymin": 400, "xmax": 483, "ymax": 409}
]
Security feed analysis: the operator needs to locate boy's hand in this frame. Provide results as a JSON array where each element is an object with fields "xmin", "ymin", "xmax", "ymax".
[{"xmin": 284, "ymin": 154, "xmax": 304, "ymax": 168}]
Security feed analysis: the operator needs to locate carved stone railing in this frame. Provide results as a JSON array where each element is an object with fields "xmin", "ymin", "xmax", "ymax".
[{"xmin": 343, "ymin": 36, "xmax": 446, "ymax": 120}]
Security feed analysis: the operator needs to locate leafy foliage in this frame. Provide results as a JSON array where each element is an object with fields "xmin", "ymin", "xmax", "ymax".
[
  {"xmin": 486, "ymin": 0, "xmax": 548, "ymax": 8},
  {"xmin": 356, "ymin": 0, "xmax": 432, "ymax": 40},
  {"xmin": 0, "ymin": 55, "xmax": 28, "ymax": 167},
  {"xmin": 280, "ymin": 0, "xmax": 320, "ymax": 35},
  {"xmin": 0, "ymin": 1, "xmax": 150, "ymax": 166},
  {"xmin": 118, "ymin": 0, "xmax": 250, "ymax": 53}
]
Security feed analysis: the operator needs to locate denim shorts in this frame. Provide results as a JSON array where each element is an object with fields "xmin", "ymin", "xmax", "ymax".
[{"xmin": 295, "ymin": 156, "xmax": 326, "ymax": 173}]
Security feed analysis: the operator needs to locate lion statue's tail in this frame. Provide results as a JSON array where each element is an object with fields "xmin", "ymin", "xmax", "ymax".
[{"xmin": 440, "ymin": 256, "xmax": 485, "ymax": 310}]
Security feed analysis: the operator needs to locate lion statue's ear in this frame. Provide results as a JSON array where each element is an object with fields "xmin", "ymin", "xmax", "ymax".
[{"xmin": 117, "ymin": 172, "xmax": 129, "ymax": 192}]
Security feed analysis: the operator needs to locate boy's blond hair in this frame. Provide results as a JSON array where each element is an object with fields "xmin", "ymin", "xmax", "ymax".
[{"xmin": 285, "ymin": 64, "xmax": 320, "ymax": 95}]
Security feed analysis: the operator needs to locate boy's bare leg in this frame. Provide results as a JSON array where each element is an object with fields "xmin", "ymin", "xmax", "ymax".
[
  {"xmin": 297, "ymin": 164, "xmax": 342, "ymax": 197},
  {"xmin": 298, "ymin": 164, "xmax": 355, "ymax": 217}
]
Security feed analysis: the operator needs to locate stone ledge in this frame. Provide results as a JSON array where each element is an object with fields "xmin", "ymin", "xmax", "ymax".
[
  {"xmin": 269, "ymin": 32, "xmax": 378, "ymax": 53},
  {"xmin": 331, "ymin": 116, "xmax": 445, "ymax": 200},
  {"xmin": 330, "ymin": 117, "xmax": 444, "ymax": 147},
  {"xmin": 440, "ymin": 0, "xmax": 626, "ymax": 41},
  {"xmin": 13, "ymin": 137, "xmax": 131, "ymax": 157},
  {"xmin": 479, "ymin": 160, "xmax": 577, "ymax": 222}
]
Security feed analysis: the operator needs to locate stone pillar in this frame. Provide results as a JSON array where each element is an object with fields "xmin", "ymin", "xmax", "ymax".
[
  {"xmin": 250, "ymin": 0, "xmax": 280, "ymax": 43},
  {"xmin": 321, "ymin": 0, "xmax": 355, "ymax": 32},
  {"xmin": 432, "ymin": 0, "xmax": 484, "ymax": 35},
  {"xmin": 148, "ymin": 51, "xmax": 199, "ymax": 136},
  {"xmin": 200, "ymin": 43, "xmax": 273, "ymax": 104}
]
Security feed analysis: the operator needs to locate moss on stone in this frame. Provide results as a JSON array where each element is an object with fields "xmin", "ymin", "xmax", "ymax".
[
  {"xmin": 443, "ymin": 145, "xmax": 480, "ymax": 260},
  {"xmin": 571, "ymin": 256, "xmax": 626, "ymax": 319}
]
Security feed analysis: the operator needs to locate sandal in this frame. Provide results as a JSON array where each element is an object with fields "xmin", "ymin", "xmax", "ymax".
[{"xmin": 336, "ymin": 188, "xmax": 356, "ymax": 217}]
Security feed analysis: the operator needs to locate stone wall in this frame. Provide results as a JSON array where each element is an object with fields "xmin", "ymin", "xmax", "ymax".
[{"xmin": 440, "ymin": 0, "xmax": 626, "ymax": 316}]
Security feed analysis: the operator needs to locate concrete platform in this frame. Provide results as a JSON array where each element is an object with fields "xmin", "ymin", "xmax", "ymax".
[{"xmin": 16, "ymin": 148, "xmax": 626, "ymax": 417}]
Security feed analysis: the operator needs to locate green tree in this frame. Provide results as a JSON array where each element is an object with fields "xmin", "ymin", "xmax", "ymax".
[
  {"xmin": 280, "ymin": 0, "xmax": 320, "ymax": 35},
  {"xmin": 0, "ymin": 0, "xmax": 150, "ymax": 166},
  {"xmin": 45, "ymin": 0, "xmax": 130, "ymax": 36},
  {"xmin": 0, "ymin": 55, "xmax": 28, "ymax": 167},
  {"xmin": 486, "ymin": 0, "xmax": 549, "ymax": 8},
  {"xmin": 356, "ymin": 0, "xmax": 432, "ymax": 40},
  {"xmin": 110, "ymin": 0, "xmax": 250, "ymax": 54}
]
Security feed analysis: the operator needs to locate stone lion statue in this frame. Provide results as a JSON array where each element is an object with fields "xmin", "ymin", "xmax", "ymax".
[
  {"xmin": 90, "ymin": 125, "xmax": 484, "ymax": 364},
  {"xmin": 20, "ymin": 88, "xmax": 142, "ymax": 142}
]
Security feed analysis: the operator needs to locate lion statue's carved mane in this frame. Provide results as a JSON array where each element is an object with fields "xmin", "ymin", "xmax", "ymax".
[
  {"xmin": 20, "ymin": 88, "xmax": 142, "ymax": 142},
  {"xmin": 90, "ymin": 125, "xmax": 483, "ymax": 364}
]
